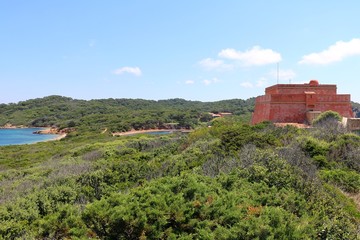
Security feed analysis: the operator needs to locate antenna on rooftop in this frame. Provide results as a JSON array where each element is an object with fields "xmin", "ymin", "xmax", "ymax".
[{"xmin": 277, "ymin": 62, "xmax": 279, "ymax": 84}]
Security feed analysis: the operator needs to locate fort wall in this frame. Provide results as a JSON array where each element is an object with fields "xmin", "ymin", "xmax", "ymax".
[{"xmin": 251, "ymin": 80, "xmax": 354, "ymax": 125}]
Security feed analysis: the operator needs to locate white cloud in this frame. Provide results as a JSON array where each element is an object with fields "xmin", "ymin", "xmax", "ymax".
[
  {"xmin": 203, "ymin": 78, "xmax": 220, "ymax": 85},
  {"xmin": 218, "ymin": 46, "xmax": 282, "ymax": 66},
  {"xmin": 113, "ymin": 66, "xmax": 142, "ymax": 76},
  {"xmin": 240, "ymin": 78, "xmax": 268, "ymax": 88},
  {"xmin": 240, "ymin": 82, "xmax": 253, "ymax": 88},
  {"xmin": 299, "ymin": 38, "xmax": 360, "ymax": 65},
  {"xmin": 185, "ymin": 80, "xmax": 195, "ymax": 85},
  {"xmin": 269, "ymin": 69, "xmax": 296, "ymax": 81},
  {"xmin": 198, "ymin": 58, "xmax": 233, "ymax": 70}
]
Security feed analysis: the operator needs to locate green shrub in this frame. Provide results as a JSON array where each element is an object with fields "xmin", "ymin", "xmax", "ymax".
[
  {"xmin": 320, "ymin": 169, "xmax": 360, "ymax": 193},
  {"xmin": 300, "ymin": 136, "xmax": 329, "ymax": 158},
  {"xmin": 312, "ymin": 111, "xmax": 342, "ymax": 125},
  {"xmin": 312, "ymin": 155, "xmax": 329, "ymax": 168}
]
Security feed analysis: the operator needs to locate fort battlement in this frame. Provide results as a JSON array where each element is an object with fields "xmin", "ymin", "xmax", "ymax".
[{"xmin": 251, "ymin": 80, "xmax": 354, "ymax": 125}]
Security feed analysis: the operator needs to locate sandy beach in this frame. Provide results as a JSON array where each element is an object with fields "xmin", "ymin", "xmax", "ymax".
[
  {"xmin": 112, "ymin": 129, "xmax": 174, "ymax": 136},
  {"xmin": 112, "ymin": 129, "xmax": 191, "ymax": 136},
  {"xmin": 46, "ymin": 133, "xmax": 67, "ymax": 141}
]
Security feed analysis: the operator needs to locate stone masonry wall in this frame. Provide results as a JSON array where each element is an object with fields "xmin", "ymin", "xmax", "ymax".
[{"xmin": 251, "ymin": 80, "xmax": 353, "ymax": 125}]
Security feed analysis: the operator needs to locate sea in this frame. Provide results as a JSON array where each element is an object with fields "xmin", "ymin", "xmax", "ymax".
[{"xmin": 0, "ymin": 128, "xmax": 58, "ymax": 146}]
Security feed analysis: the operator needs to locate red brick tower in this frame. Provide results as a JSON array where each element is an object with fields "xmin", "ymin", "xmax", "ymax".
[{"xmin": 251, "ymin": 80, "xmax": 353, "ymax": 125}]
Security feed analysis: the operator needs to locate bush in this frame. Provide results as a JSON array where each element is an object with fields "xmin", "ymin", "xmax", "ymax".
[
  {"xmin": 311, "ymin": 111, "xmax": 347, "ymax": 141},
  {"xmin": 300, "ymin": 136, "xmax": 329, "ymax": 158},
  {"xmin": 312, "ymin": 155, "xmax": 329, "ymax": 168},
  {"xmin": 312, "ymin": 111, "xmax": 342, "ymax": 125},
  {"xmin": 328, "ymin": 133, "xmax": 360, "ymax": 171},
  {"xmin": 320, "ymin": 169, "xmax": 360, "ymax": 193}
]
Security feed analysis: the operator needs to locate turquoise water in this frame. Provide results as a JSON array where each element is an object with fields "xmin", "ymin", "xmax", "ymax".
[
  {"xmin": 146, "ymin": 131, "xmax": 173, "ymax": 135},
  {"xmin": 0, "ymin": 128, "xmax": 58, "ymax": 146}
]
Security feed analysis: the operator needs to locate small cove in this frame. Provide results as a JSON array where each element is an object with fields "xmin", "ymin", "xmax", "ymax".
[{"xmin": 0, "ymin": 128, "xmax": 58, "ymax": 146}]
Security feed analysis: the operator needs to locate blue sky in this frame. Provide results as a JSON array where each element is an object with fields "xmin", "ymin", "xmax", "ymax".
[{"xmin": 1, "ymin": 1, "xmax": 360, "ymax": 103}]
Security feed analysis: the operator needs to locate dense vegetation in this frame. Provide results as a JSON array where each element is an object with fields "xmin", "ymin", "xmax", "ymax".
[
  {"xmin": 0, "ymin": 96, "xmax": 255, "ymax": 132},
  {"xmin": 2, "ymin": 96, "xmax": 360, "ymax": 132},
  {"xmin": 0, "ymin": 113, "xmax": 359, "ymax": 239},
  {"xmin": 352, "ymin": 101, "xmax": 360, "ymax": 118}
]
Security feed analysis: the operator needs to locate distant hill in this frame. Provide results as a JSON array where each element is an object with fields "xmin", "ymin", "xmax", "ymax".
[
  {"xmin": 352, "ymin": 101, "xmax": 360, "ymax": 117},
  {"xmin": 0, "ymin": 95, "xmax": 255, "ymax": 132},
  {"xmin": 2, "ymin": 96, "xmax": 360, "ymax": 132}
]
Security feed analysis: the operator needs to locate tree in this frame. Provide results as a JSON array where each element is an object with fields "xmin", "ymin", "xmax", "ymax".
[
  {"xmin": 311, "ymin": 111, "xmax": 347, "ymax": 141},
  {"xmin": 312, "ymin": 110, "xmax": 342, "ymax": 125}
]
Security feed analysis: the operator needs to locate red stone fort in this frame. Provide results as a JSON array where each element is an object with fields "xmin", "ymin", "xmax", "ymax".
[{"xmin": 251, "ymin": 80, "xmax": 354, "ymax": 125}]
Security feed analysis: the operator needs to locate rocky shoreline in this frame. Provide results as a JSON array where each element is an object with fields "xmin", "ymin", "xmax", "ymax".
[
  {"xmin": 32, "ymin": 127, "xmax": 75, "ymax": 142},
  {"xmin": 33, "ymin": 128, "xmax": 60, "ymax": 135},
  {"xmin": 32, "ymin": 127, "xmax": 75, "ymax": 135},
  {"xmin": 0, "ymin": 124, "xmax": 74, "ymax": 141}
]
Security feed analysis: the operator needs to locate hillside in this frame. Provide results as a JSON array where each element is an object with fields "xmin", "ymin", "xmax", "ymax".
[
  {"xmin": 0, "ymin": 96, "xmax": 255, "ymax": 132},
  {"xmin": 0, "ymin": 96, "xmax": 359, "ymax": 239},
  {"xmin": 0, "ymin": 115, "xmax": 359, "ymax": 239},
  {"xmin": 2, "ymin": 96, "xmax": 360, "ymax": 134}
]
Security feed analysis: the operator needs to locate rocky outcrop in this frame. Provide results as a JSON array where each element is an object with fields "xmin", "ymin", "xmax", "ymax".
[{"xmin": 33, "ymin": 127, "xmax": 75, "ymax": 135}]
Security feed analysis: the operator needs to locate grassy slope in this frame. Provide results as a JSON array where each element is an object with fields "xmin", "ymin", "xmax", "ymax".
[{"xmin": 0, "ymin": 118, "xmax": 359, "ymax": 239}]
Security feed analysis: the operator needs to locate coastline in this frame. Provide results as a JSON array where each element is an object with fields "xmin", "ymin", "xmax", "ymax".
[
  {"xmin": 28, "ymin": 133, "xmax": 67, "ymax": 145},
  {"xmin": 0, "ymin": 124, "xmax": 27, "ymax": 129},
  {"xmin": 42, "ymin": 133, "xmax": 67, "ymax": 142},
  {"xmin": 0, "ymin": 128, "xmax": 65, "ymax": 146},
  {"xmin": 0, "ymin": 125, "xmax": 68, "ymax": 145},
  {"xmin": 32, "ymin": 127, "xmax": 69, "ymax": 142}
]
